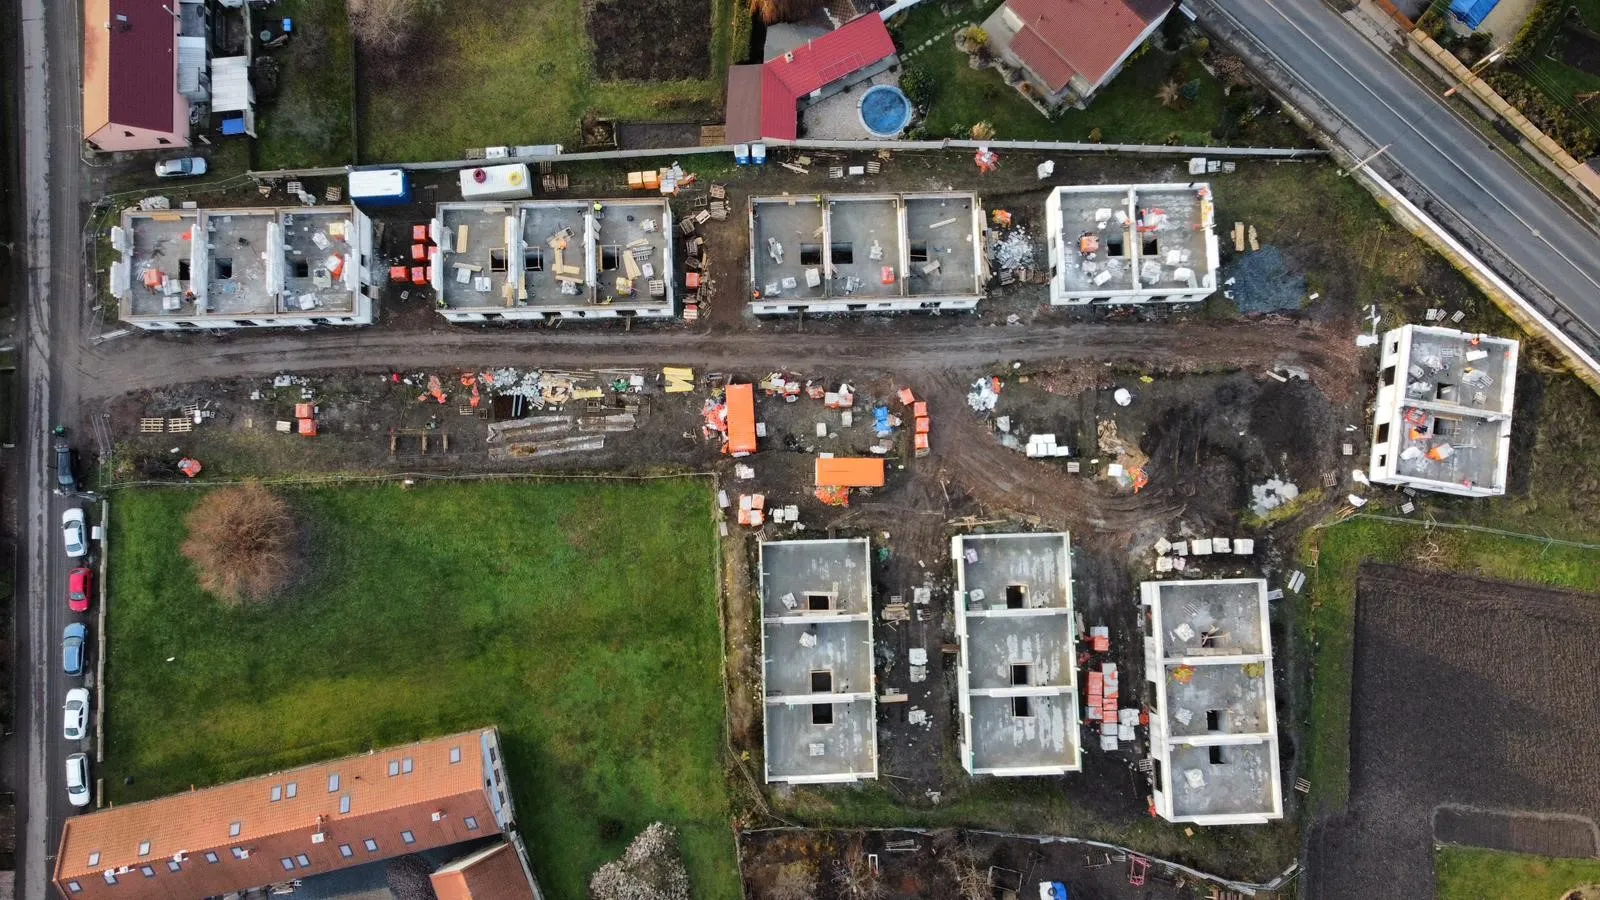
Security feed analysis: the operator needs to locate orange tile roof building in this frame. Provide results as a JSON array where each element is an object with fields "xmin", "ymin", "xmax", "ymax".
[
  {"xmin": 53, "ymin": 727, "xmax": 538, "ymax": 899},
  {"xmin": 430, "ymin": 839, "xmax": 541, "ymax": 900},
  {"xmin": 982, "ymin": 0, "xmax": 1172, "ymax": 112}
]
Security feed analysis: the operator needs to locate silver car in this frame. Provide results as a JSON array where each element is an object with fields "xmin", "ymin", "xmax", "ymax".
[
  {"xmin": 63, "ymin": 687, "xmax": 89, "ymax": 741},
  {"xmin": 155, "ymin": 157, "xmax": 208, "ymax": 178}
]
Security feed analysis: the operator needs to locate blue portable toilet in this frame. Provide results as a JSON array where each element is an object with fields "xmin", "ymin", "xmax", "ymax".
[
  {"xmin": 734, "ymin": 143, "xmax": 752, "ymax": 166},
  {"xmin": 752, "ymin": 142, "xmax": 768, "ymax": 166}
]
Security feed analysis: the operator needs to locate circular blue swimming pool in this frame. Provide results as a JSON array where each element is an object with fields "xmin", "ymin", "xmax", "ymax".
[{"xmin": 858, "ymin": 85, "xmax": 913, "ymax": 138}]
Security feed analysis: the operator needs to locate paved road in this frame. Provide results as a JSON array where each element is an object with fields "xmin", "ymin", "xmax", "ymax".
[
  {"xmin": 1209, "ymin": 0, "xmax": 1600, "ymax": 355},
  {"xmin": 14, "ymin": 0, "xmax": 92, "ymax": 891}
]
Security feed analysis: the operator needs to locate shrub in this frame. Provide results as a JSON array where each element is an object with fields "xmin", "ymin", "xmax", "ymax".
[
  {"xmin": 900, "ymin": 63, "xmax": 938, "ymax": 109},
  {"xmin": 749, "ymin": 0, "xmax": 813, "ymax": 25},
  {"xmin": 346, "ymin": 0, "xmax": 441, "ymax": 54},
  {"xmin": 969, "ymin": 121, "xmax": 996, "ymax": 140},
  {"xmin": 1506, "ymin": 0, "xmax": 1566, "ymax": 62},
  {"xmin": 1088, "ymin": 126, "xmax": 1104, "ymax": 143},
  {"xmin": 180, "ymin": 482, "xmax": 298, "ymax": 605},
  {"xmin": 1157, "ymin": 80, "xmax": 1184, "ymax": 109},
  {"xmin": 1486, "ymin": 70, "xmax": 1600, "ymax": 156}
]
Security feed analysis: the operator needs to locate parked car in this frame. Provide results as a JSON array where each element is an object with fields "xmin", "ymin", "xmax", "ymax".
[
  {"xmin": 62, "ymin": 508, "xmax": 87, "ymax": 558},
  {"xmin": 54, "ymin": 441, "xmax": 76, "ymax": 493},
  {"xmin": 65, "ymin": 752, "xmax": 91, "ymax": 807},
  {"xmin": 63, "ymin": 687, "xmax": 89, "ymax": 741},
  {"xmin": 62, "ymin": 623, "xmax": 86, "ymax": 676},
  {"xmin": 67, "ymin": 567, "xmax": 92, "ymax": 613},
  {"xmin": 155, "ymin": 157, "xmax": 207, "ymax": 178}
]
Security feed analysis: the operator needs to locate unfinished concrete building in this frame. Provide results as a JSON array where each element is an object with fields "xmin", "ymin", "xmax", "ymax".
[
  {"xmin": 431, "ymin": 198, "xmax": 674, "ymax": 322},
  {"xmin": 748, "ymin": 192, "xmax": 985, "ymax": 314},
  {"xmin": 953, "ymin": 533, "xmax": 1081, "ymax": 777},
  {"xmin": 1045, "ymin": 183, "xmax": 1218, "ymax": 305},
  {"xmin": 110, "ymin": 205, "xmax": 375, "ymax": 329},
  {"xmin": 1141, "ymin": 578, "xmax": 1282, "ymax": 825},
  {"xmin": 1368, "ymin": 324, "xmax": 1518, "ymax": 497},
  {"xmin": 758, "ymin": 539, "xmax": 878, "ymax": 784}
]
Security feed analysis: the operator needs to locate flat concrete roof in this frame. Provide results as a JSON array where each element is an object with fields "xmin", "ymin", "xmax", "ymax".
[
  {"xmin": 763, "ymin": 699, "xmax": 876, "ymax": 783},
  {"xmin": 1141, "ymin": 578, "xmax": 1281, "ymax": 823},
  {"xmin": 749, "ymin": 192, "xmax": 984, "ymax": 312},
  {"xmin": 114, "ymin": 205, "xmax": 371, "ymax": 324},
  {"xmin": 1401, "ymin": 326, "xmax": 1516, "ymax": 414},
  {"xmin": 954, "ymin": 533, "xmax": 1079, "ymax": 776},
  {"xmin": 759, "ymin": 538, "xmax": 873, "ymax": 618},
  {"xmin": 1149, "ymin": 579, "xmax": 1267, "ymax": 657},
  {"xmin": 904, "ymin": 195, "xmax": 980, "ymax": 297},
  {"xmin": 1049, "ymin": 183, "xmax": 1218, "ymax": 301},
  {"xmin": 759, "ymin": 539, "xmax": 877, "ymax": 784},
  {"xmin": 435, "ymin": 199, "xmax": 673, "ymax": 315}
]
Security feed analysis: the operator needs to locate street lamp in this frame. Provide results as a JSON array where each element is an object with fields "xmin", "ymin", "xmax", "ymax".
[{"xmin": 1444, "ymin": 46, "xmax": 1507, "ymax": 98}]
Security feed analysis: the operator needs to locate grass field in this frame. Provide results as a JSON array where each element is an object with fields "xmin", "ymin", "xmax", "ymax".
[
  {"xmin": 104, "ymin": 479, "xmax": 736, "ymax": 900},
  {"xmin": 1437, "ymin": 845, "xmax": 1600, "ymax": 899},
  {"xmin": 1300, "ymin": 518, "xmax": 1600, "ymax": 815},
  {"xmin": 359, "ymin": 0, "xmax": 736, "ymax": 162},
  {"xmin": 254, "ymin": 0, "xmax": 356, "ymax": 169}
]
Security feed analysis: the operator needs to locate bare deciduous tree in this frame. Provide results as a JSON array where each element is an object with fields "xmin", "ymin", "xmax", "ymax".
[
  {"xmin": 181, "ymin": 482, "xmax": 297, "ymax": 605},
  {"xmin": 749, "ymin": 0, "xmax": 814, "ymax": 25},
  {"xmin": 347, "ymin": 0, "xmax": 439, "ymax": 54}
]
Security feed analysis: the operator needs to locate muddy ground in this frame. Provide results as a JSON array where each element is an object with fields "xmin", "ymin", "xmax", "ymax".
[
  {"xmin": 1305, "ymin": 564, "xmax": 1600, "ymax": 900},
  {"xmin": 586, "ymin": 0, "xmax": 711, "ymax": 81},
  {"xmin": 738, "ymin": 828, "xmax": 1275, "ymax": 900},
  {"xmin": 93, "ymin": 352, "xmax": 1336, "ymax": 882}
]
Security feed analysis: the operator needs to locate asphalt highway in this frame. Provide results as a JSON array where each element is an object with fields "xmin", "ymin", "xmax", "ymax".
[{"xmin": 1211, "ymin": 0, "xmax": 1600, "ymax": 352}]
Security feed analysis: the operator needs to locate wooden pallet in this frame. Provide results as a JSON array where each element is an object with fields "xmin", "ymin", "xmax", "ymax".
[{"xmin": 139, "ymin": 418, "xmax": 165, "ymax": 433}]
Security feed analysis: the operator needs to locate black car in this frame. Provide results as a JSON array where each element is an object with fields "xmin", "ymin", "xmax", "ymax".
[{"xmin": 55, "ymin": 442, "xmax": 77, "ymax": 494}]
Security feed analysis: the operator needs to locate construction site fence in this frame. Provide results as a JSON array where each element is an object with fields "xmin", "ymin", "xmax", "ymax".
[
  {"xmin": 739, "ymin": 825, "xmax": 1298, "ymax": 893},
  {"xmin": 100, "ymin": 469, "xmax": 716, "ymax": 492},
  {"xmin": 243, "ymin": 139, "xmax": 1325, "ymax": 182},
  {"xmin": 1328, "ymin": 511, "xmax": 1600, "ymax": 551}
]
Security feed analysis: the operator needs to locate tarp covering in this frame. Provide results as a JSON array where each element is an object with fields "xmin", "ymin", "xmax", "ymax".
[
  {"xmin": 211, "ymin": 56, "xmax": 252, "ymax": 112},
  {"xmin": 725, "ymin": 383, "xmax": 757, "ymax": 456},
  {"xmin": 1450, "ymin": 0, "xmax": 1500, "ymax": 29},
  {"xmin": 815, "ymin": 457, "xmax": 885, "ymax": 487}
]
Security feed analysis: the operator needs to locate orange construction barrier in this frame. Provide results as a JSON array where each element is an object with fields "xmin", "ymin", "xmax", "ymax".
[
  {"xmin": 725, "ymin": 383, "xmax": 757, "ymax": 456},
  {"xmin": 897, "ymin": 388, "xmax": 916, "ymax": 406},
  {"xmin": 815, "ymin": 457, "xmax": 886, "ymax": 488}
]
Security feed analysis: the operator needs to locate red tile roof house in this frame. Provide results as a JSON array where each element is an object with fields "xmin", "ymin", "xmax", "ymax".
[
  {"xmin": 52, "ymin": 727, "xmax": 544, "ymax": 899},
  {"xmin": 981, "ymin": 0, "xmax": 1173, "ymax": 113},
  {"xmin": 83, "ymin": 0, "xmax": 200, "ymax": 152},
  {"xmin": 725, "ymin": 14, "xmax": 900, "ymax": 143}
]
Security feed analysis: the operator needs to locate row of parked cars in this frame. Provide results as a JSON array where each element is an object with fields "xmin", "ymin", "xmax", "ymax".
[{"xmin": 61, "ymin": 502, "xmax": 94, "ymax": 807}]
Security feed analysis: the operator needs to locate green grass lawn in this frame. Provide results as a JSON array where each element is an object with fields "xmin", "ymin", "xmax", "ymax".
[
  {"xmin": 253, "ymin": 0, "xmax": 356, "ymax": 168},
  {"xmin": 1301, "ymin": 519, "xmax": 1600, "ymax": 815},
  {"xmin": 359, "ymin": 0, "xmax": 731, "ymax": 162},
  {"xmin": 889, "ymin": 2, "xmax": 1301, "ymax": 145},
  {"xmin": 1437, "ymin": 845, "xmax": 1600, "ymax": 899},
  {"xmin": 104, "ymin": 479, "xmax": 736, "ymax": 900}
]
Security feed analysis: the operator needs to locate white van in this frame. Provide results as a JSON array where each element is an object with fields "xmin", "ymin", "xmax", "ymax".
[{"xmin": 65, "ymin": 753, "xmax": 90, "ymax": 807}]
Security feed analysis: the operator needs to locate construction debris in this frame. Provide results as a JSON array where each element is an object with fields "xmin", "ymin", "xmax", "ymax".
[{"xmin": 1250, "ymin": 478, "xmax": 1300, "ymax": 518}]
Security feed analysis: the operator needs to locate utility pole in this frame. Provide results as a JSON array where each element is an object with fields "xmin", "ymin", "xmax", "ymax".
[
  {"xmin": 1340, "ymin": 144, "xmax": 1391, "ymax": 177},
  {"xmin": 1444, "ymin": 45, "xmax": 1508, "ymax": 97}
]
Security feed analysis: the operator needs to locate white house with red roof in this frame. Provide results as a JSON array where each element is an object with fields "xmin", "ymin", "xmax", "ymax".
[
  {"xmin": 724, "ymin": 14, "xmax": 900, "ymax": 143},
  {"xmin": 982, "ymin": 0, "xmax": 1173, "ymax": 112}
]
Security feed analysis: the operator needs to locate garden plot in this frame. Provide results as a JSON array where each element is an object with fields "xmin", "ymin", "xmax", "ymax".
[{"xmin": 1306, "ymin": 563, "xmax": 1600, "ymax": 900}]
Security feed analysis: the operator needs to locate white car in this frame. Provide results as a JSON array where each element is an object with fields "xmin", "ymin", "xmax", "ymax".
[
  {"xmin": 65, "ymin": 752, "xmax": 90, "ymax": 807},
  {"xmin": 155, "ymin": 157, "xmax": 207, "ymax": 178},
  {"xmin": 63, "ymin": 687, "xmax": 89, "ymax": 741},
  {"xmin": 62, "ymin": 508, "xmax": 88, "ymax": 559}
]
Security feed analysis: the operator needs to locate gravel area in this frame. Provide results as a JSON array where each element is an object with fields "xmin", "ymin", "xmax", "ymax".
[{"xmin": 801, "ymin": 70, "xmax": 902, "ymax": 141}]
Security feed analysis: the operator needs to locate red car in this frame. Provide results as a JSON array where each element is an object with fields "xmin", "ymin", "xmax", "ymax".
[{"xmin": 67, "ymin": 567, "xmax": 91, "ymax": 613}]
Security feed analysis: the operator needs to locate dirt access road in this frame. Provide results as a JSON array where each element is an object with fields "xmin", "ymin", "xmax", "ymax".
[{"xmin": 77, "ymin": 319, "xmax": 1360, "ymax": 402}]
